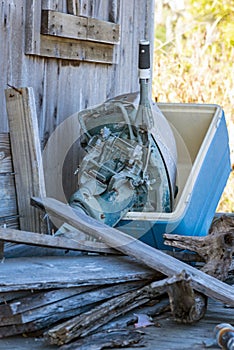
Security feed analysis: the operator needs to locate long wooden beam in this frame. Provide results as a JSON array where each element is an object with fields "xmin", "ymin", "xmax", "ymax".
[
  {"xmin": 0, "ymin": 227, "xmax": 116, "ymax": 255},
  {"xmin": 32, "ymin": 197, "xmax": 234, "ymax": 306}
]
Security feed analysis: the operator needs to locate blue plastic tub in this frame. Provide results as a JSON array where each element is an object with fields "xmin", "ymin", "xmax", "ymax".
[{"xmin": 116, "ymin": 103, "xmax": 231, "ymax": 249}]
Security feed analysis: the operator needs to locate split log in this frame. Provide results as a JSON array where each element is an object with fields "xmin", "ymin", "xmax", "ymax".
[
  {"xmin": 31, "ymin": 197, "xmax": 234, "ymax": 306},
  {"xmin": 164, "ymin": 215, "xmax": 234, "ymax": 281},
  {"xmin": 44, "ymin": 273, "xmax": 204, "ymax": 345}
]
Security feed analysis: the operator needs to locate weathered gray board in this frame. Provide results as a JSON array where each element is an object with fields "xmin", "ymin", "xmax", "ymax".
[
  {"xmin": 0, "ymin": 255, "xmax": 158, "ymax": 292},
  {"xmin": 0, "ymin": 227, "xmax": 116, "ymax": 254},
  {"xmin": 0, "ymin": 282, "xmax": 146, "ymax": 337},
  {"xmin": 0, "ymin": 133, "xmax": 18, "ymax": 227},
  {"xmin": 32, "ymin": 197, "xmax": 234, "ymax": 306},
  {"xmin": 5, "ymin": 88, "xmax": 46, "ymax": 233}
]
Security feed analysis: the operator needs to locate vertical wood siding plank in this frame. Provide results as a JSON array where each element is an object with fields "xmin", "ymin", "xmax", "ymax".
[
  {"xmin": 25, "ymin": 0, "xmax": 42, "ymax": 54},
  {"xmin": 5, "ymin": 87, "xmax": 46, "ymax": 233},
  {"xmin": 42, "ymin": 0, "xmax": 59, "ymax": 10},
  {"xmin": 67, "ymin": 0, "xmax": 78, "ymax": 15},
  {"xmin": 0, "ymin": 133, "xmax": 18, "ymax": 220},
  {"xmin": 108, "ymin": 0, "xmax": 120, "ymax": 23}
]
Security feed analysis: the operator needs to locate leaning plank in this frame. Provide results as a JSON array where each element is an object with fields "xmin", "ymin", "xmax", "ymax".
[
  {"xmin": 0, "ymin": 227, "xmax": 117, "ymax": 254},
  {"xmin": 5, "ymin": 88, "xmax": 46, "ymax": 233},
  {"xmin": 32, "ymin": 197, "xmax": 234, "ymax": 306},
  {"xmin": 0, "ymin": 255, "xmax": 157, "ymax": 292}
]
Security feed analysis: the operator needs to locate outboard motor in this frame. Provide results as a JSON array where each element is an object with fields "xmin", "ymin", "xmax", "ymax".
[{"xmin": 69, "ymin": 40, "xmax": 178, "ymax": 226}]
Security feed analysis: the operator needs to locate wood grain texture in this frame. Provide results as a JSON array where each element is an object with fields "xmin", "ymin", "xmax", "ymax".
[
  {"xmin": 25, "ymin": 0, "xmax": 42, "ymax": 55},
  {"xmin": 39, "ymin": 34, "xmax": 117, "ymax": 64},
  {"xmin": 0, "ymin": 283, "xmax": 144, "ymax": 327},
  {"xmin": 1, "ymin": 0, "xmax": 153, "ymax": 132},
  {"xmin": 0, "ymin": 255, "xmax": 157, "ymax": 292},
  {"xmin": 45, "ymin": 274, "xmax": 189, "ymax": 345},
  {"xmin": 41, "ymin": 10, "xmax": 120, "ymax": 44},
  {"xmin": 67, "ymin": 0, "xmax": 78, "ymax": 15},
  {"xmin": 0, "ymin": 133, "xmax": 13, "ymax": 173},
  {"xmin": 0, "ymin": 133, "xmax": 19, "ymax": 228},
  {"xmin": 164, "ymin": 216, "xmax": 234, "ymax": 281},
  {"xmin": 0, "ymin": 227, "xmax": 117, "ymax": 254},
  {"xmin": 5, "ymin": 88, "xmax": 46, "ymax": 233}
]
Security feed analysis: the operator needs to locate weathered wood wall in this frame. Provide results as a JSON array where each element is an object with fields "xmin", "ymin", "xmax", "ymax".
[
  {"xmin": 0, "ymin": 0, "xmax": 155, "ymax": 138},
  {"xmin": 0, "ymin": 0, "xmax": 155, "ymax": 220}
]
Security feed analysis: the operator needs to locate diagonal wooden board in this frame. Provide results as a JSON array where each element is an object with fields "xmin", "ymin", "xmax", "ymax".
[{"xmin": 32, "ymin": 197, "xmax": 234, "ymax": 306}]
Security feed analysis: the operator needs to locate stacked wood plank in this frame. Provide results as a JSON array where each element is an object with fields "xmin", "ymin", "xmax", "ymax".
[{"xmin": 0, "ymin": 255, "xmax": 159, "ymax": 338}]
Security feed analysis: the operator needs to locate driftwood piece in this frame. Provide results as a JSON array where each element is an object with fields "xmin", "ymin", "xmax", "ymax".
[
  {"xmin": 31, "ymin": 197, "xmax": 234, "ymax": 306},
  {"xmin": 44, "ymin": 273, "xmax": 200, "ymax": 345},
  {"xmin": 164, "ymin": 215, "xmax": 234, "ymax": 280},
  {"xmin": 166, "ymin": 271, "xmax": 207, "ymax": 323}
]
